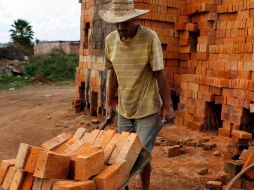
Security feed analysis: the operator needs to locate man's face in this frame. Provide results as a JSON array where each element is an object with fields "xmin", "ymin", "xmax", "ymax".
[{"xmin": 115, "ymin": 20, "xmax": 136, "ymax": 40}]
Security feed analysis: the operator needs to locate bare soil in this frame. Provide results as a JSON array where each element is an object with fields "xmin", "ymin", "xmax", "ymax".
[{"xmin": 0, "ymin": 85, "xmax": 230, "ymax": 190}]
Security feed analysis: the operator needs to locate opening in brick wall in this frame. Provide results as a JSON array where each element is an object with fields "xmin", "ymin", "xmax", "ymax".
[
  {"xmin": 204, "ymin": 102, "xmax": 222, "ymax": 132},
  {"xmin": 189, "ymin": 31, "xmax": 199, "ymax": 52},
  {"xmin": 171, "ymin": 90, "xmax": 179, "ymax": 111},
  {"xmin": 83, "ymin": 22, "xmax": 90, "ymax": 49},
  {"xmin": 79, "ymin": 82, "xmax": 86, "ymax": 110},
  {"xmin": 240, "ymin": 108, "xmax": 254, "ymax": 135},
  {"xmin": 91, "ymin": 91, "xmax": 98, "ymax": 116}
]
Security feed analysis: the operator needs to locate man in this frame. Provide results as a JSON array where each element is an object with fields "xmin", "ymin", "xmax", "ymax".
[{"xmin": 99, "ymin": 0, "xmax": 175, "ymax": 189}]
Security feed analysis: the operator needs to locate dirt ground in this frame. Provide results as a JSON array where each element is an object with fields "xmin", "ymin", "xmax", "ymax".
[{"xmin": 0, "ymin": 85, "xmax": 231, "ymax": 190}]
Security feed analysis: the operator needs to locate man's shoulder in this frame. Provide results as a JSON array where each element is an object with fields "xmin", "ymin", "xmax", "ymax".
[
  {"xmin": 139, "ymin": 25, "xmax": 158, "ymax": 39},
  {"xmin": 105, "ymin": 30, "xmax": 118, "ymax": 42}
]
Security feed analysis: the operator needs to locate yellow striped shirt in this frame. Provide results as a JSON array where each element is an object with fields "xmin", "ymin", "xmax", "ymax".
[{"xmin": 105, "ymin": 25, "xmax": 164, "ymax": 119}]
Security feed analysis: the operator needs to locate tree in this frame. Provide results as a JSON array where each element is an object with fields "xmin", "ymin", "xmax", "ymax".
[{"xmin": 9, "ymin": 19, "xmax": 34, "ymax": 47}]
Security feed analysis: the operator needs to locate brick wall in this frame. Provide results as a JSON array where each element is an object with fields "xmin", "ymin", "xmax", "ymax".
[{"xmin": 74, "ymin": 0, "xmax": 254, "ymax": 137}]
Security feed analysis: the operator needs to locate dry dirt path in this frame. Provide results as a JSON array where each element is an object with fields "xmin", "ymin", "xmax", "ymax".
[{"xmin": 0, "ymin": 85, "xmax": 81, "ymax": 160}]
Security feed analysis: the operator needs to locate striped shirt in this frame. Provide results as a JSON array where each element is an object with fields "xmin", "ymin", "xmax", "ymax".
[{"xmin": 105, "ymin": 25, "xmax": 164, "ymax": 119}]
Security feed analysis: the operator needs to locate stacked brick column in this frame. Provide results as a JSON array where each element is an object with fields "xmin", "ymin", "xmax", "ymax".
[{"xmin": 174, "ymin": 0, "xmax": 220, "ymax": 130}]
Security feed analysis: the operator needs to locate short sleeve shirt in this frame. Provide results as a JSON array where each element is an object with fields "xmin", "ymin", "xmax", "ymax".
[{"xmin": 105, "ymin": 25, "xmax": 164, "ymax": 119}]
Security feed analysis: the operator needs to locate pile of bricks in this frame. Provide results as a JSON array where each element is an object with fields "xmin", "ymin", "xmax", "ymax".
[
  {"xmin": 0, "ymin": 128, "xmax": 143, "ymax": 190},
  {"xmin": 223, "ymin": 130, "xmax": 254, "ymax": 189},
  {"xmin": 174, "ymin": 0, "xmax": 220, "ymax": 130},
  {"xmin": 175, "ymin": 0, "xmax": 254, "ymax": 135},
  {"xmin": 73, "ymin": 0, "xmax": 254, "ymax": 140}
]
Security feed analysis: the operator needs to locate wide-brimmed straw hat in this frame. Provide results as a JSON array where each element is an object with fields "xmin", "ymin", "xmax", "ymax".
[{"xmin": 99, "ymin": 0, "xmax": 150, "ymax": 24}]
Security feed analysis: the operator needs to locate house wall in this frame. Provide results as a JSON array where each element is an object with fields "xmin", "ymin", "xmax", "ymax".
[{"xmin": 34, "ymin": 41, "xmax": 80, "ymax": 56}]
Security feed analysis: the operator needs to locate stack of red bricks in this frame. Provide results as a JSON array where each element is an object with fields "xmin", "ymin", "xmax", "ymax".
[
  {"xmin": 223, "ymin": 130, "xmax": 254, "ymax": 189},
  {"xmin": 73, "ymin": 0, "xmax": 116, "ymax": 115},
  {"xmin": 174, "ymin": 0, "xmax": 221, "ymax": 130},
  {"xmin": 175, "ymin": 0, "xmax": 254, "ymax": 135},
  {"xmin": 0, "ymin": 128, "xmax": 143, "ymax": 190},
  {"xmin": 135, "ymin": 0, "xmax": 184, "ymax": 90}
]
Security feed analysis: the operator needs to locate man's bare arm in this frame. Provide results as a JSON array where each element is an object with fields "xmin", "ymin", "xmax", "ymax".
[
  {"xmin": 107, "ymin": 69, "xmax": 118, "ymax": 116},
  {"xmin": 154, "ymin": 70, "xmax": 175, "ymax": 121}
]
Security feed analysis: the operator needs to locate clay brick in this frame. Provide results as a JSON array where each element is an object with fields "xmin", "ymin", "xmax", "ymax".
[
  {"xmin": 73, "ymin": 128, "xmax": 86, "ymax": 140},
  {"xmin": 94, "ymin": 129, "xmax": 116, "ymax": 149},
  {"xmin": 22, "ymin": 173, "xmax": 34, "ymax": 190},
  {"xmin": 32, "ymin": 177, "xmax": 43, "ymax": 190},
  {"xmin": 206, "ymin": 181, "xmax": 222, "ymax": 190},
  {"xmin": 103, "ymin": 133, "xmax": 120, "ymax": 164},
  {"xmin": 242, "ymin": 153, "xmax": 254, "ymax": 180},
  {"xmin": 74, "ymin": 146, "xmax": 104, "ymax": 181},
  {"xmin": 53, "ymin": 180, "xmax": 94, "ymax": 190},
  {"xmin": 34, "ymin": 151, "xmax": 70, "ymax": 179},
  {"xmin": 10, "ymin": 168, "xmax": 25, "ymax": 190},
  {"xmin": 62, "ymin": 139, "xmax": 85, "ymax": 156},
  {"xmin": 240, "ymin": 150, "xmax": 252, "ymax": 161},
  {"xmin": 41, "ymin": 179, "xmax": 63, "ymax": 190},
  {"xmin": 15, "ymin": 143, "xmax": 32, "ymax": 169},
  {"xmin": 107, "ymin": 132, "xmax": 130, "ymax": 165},
  {"xmin": 71, "ymin": 144, "xmax": 92, "ymax": 160},
  {"xmin": 95, "ymin": 160, "xmax": 128, "ymax": 190},
  {"xmin": 224, "ymin": 160, "xmax": 244, "ymax": 177},
  {"xmin": 41, "ymin": 132, "xmax": 73, "ymax": 150},
  {"xmin": 0, "ymin": 159, "xmax": 15, "ymax": 184},
  {"xmin": 164, "ymin": 145, "xmax": 181, "ymax": 157},
  {"xmin": 24, "ymin": 146, "xmax": 45, "ymax": 173},
  {"xmin": 232, "ymin": 136, "xmax": 249, "ymax": 144},
  {"xmin": 110, "ymin": 133, "xmax": 142, "ymax": 173},
  {"xmin": 232, "ymin": 130, "xmax": 252, "ymax": 139},
  {"xmin": 53, "ymin": 138, "xmax": 75, "ymax": 154},
  {"xmin": 81, "ymin": 129, "xmax": 101, "ymax": 144},
  {"xmin": 2, "ymin": 166, "xmax": 17, "ymax": 190}
]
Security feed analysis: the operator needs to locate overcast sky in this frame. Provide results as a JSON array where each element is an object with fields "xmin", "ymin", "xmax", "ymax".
[{"xmin": 0, "ymin": 0, "xmax": 81, "ymax": 43}]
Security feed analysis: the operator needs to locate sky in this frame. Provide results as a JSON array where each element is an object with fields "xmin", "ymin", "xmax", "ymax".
[{"xmin": 0, "ymin": 0, "xmax": 81, "ymax": 43}]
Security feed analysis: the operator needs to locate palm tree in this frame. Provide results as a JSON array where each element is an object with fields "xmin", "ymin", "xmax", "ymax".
[{"xmin": 9, "ymin": 19, "xmax": 34, "ymax": 47}]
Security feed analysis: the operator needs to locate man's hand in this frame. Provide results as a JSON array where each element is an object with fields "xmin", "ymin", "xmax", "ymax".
[
  {"xmin": 161, "ymin": 104, "xmax": 175, "ymax": 122},
  {"xmin": 154, "ymin": 70, "xmax": 175, "ymax": 123}
]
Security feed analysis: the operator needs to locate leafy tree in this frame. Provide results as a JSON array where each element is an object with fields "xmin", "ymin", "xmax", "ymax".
[{"xmin": 9, "ymin": 19, "xmax": 34, "ymax": 47}]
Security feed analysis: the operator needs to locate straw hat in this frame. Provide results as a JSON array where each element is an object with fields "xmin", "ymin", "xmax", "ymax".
[{"xmin": 99, "ymin": 0, "xmax": 150, "ymax": 24}]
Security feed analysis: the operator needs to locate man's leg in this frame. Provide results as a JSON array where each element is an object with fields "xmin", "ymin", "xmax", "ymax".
[
  {"xmin": 117, "ymin": 114, "xmax": 135, "ymax": 133},
  {"xmin": 135, "ymin": 113, "xmax": 159, "ymax": 190},
  {"xmin": 117, "ymin": 114, "xmax": 135, "ymax": 190}
]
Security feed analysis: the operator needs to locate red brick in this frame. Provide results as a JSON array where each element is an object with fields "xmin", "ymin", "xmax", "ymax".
[
  {"xmin": 21, "ymin": 173, "xmax": 34, "ymax": 190},
  {"xmin": 0, "ymin": 159, "xmax": 15, "ymax": 184},
  {"xmin": 95, "ymin": 160, "xmax": 128, "ymax": 190},
  {"xmin": 53, "ymin": 180, "xmax": 94, "ymax": 190},
  {"xmin": 41, "ymin": 132, "xmax": 73, "ymax": 150},
  {"xmin": 74, "ymin": 146, "xmax": 104, "ymax": 181},
  {"xmin": 34, "ymin": 151, "xmax": 70, "ymax": 179}
]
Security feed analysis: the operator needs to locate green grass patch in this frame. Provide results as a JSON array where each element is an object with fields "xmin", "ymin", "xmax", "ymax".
[
  {"xmin": 0, "ymin": 74, "xmax": 29, "ymax": 89},
  {"xmin": 0, "ymin": 50, "xmax": 79, "ymax": 90},
  {"xmin": 25, "ymin": 50, "xmax": 79, "ymax": 81}
]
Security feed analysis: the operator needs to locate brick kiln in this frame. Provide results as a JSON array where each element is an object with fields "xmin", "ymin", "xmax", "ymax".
[{"xmin": 73, "ymin": 0, "xmax": 254, "ymax": 137}]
